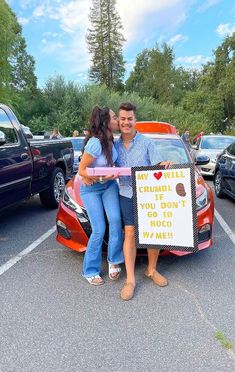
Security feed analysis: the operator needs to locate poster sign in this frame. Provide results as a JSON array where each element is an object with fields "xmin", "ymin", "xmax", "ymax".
[{"xmin": 132, "ymin": 164, "xmax": 198, "ymax": 252}]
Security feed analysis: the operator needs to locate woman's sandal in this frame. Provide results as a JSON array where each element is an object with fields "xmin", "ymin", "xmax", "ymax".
[
  {"xmin": 85, "ymin": 275, "xmax": 104, "ymax": 286},
  {"xmin": 109, "ymin": 264, "xmax": 121, "ymax": 281}
]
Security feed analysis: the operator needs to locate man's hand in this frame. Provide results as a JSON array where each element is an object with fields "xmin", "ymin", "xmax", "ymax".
[
  {"xmin": 102, "ymin": 173, "xmax": 119, "ymax": 181},
  {"xmin": 80, "ymin": 174, "xmax": 119, "ymax": 185},
  {"xmin": 159, "ymin": 160, "xmax": 173, "ymax": 169}
]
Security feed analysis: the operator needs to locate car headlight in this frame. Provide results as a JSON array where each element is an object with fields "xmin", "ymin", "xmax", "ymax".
[
  {"xmin": 196, "ymin": 189, "xmax": 208, "ymax": 211},
  {"xmin": 62, "ymin": 188, "xmax": 83, "ymax": 213}
]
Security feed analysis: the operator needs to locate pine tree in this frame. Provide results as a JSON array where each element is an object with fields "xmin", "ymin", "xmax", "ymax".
[{"xmin": 86, "ymin": 0, "xmax": 125, "ymax": 90}]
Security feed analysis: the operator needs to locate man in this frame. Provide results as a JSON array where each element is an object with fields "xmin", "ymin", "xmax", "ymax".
[
  {"xmin": 50, "ymin": 128, "xmax": 63, "ymax": 139},
  {"xmin": 115, "ymin": 102, "xmax": 172, "ymax": 301},
  {"xmin": 181, "ymin": 129, "xmax": 191, "ymax": 150}
]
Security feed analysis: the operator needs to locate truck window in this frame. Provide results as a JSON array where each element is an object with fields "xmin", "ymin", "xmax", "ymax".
[{"xmin": 0, "ymin": 109, "xmax": 18, "ymax": 144}]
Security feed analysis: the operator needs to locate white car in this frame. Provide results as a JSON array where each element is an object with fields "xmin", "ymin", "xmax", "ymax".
[
  {"xmin": 191, "ymin": 135, "xmax": 235, "ymax": 176},
  {"xmin": 66, "ymin": 137, "xmax": 85, "ymax": 173}
]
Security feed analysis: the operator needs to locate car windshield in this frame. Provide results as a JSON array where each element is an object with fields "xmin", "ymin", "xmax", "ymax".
[
  {"xmin": 71, "ymin": 138, "xmax": 84, "ymax": 151},
  {"xmin": 201, "ymin": 136, "xmax": 235, "ymax": 149},
  {"xmin": 152, "ymin": 138, "xmax": 190, "ymax": 163}
]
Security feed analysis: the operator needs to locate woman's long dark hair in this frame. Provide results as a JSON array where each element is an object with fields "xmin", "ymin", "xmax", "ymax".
[{"xmin": 82, "ymin": 106, "xmax": 114, "ymax": 165}]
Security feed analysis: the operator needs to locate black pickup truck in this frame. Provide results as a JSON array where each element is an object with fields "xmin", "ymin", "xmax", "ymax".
[{"xmin": 0, "ymin": 104, "xmax": 73, "ymax": 210}]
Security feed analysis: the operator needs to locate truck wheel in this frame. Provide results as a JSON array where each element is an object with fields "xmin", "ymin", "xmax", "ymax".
[
  {"xmin": 39, "ymin": 167, "xmax": 65, "ymax": 208},
  {"xmin": 214, "ymin": 170, "xmax": 225, "ymax": 198}
]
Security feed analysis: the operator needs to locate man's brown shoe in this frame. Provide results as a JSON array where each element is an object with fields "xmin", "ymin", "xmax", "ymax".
[
  {"xmin": 144, "ymin": 269, "xmax": 168, "ymax": 287},
  {"xmin": 120, "ymin": 283, "xmax": 135, "ymax": 301}
]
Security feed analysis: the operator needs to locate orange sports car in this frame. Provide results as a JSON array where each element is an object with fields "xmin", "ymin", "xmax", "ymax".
[{"xmin": 56, "ymin": 122, "xmax": 214, "ymax": 256}]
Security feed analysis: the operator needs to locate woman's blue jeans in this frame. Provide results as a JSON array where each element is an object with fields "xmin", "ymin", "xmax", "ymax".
[{"xmin": 80, "ymin": 180, "xmax": 124, "ymax": 278}]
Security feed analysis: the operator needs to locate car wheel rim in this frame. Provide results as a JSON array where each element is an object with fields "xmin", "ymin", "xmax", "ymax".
[
  {"xmin": 54, "ymin": 172, "xmax": 65, "ymax": 202},
  {"xmin": 215, "ymin": 173, "xmax": 221, "ymax": 194}
]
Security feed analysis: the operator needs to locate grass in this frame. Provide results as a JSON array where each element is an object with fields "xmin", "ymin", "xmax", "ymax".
[{"xmin": 214, "ymin": 331, "xmax": 233, "ymax": 350}]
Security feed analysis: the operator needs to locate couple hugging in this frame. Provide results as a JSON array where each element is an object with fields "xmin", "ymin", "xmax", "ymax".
[{"xmin": 79, "ymin": 102, "xmax": 172, "ymax": 301}]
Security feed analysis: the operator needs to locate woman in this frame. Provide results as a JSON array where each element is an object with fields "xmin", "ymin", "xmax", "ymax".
[{"xmin": 78, "ymin": 106, "xmax": 124, "ymax": 285}]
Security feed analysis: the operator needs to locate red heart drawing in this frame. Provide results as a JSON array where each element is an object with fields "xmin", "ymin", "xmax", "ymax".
[{"xmin": 153, "ymin": 172, "xmax": 162, "ymax": 180}]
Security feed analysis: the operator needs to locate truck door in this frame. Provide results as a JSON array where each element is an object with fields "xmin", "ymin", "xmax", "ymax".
[
  {"xmin": 225, "ymin": 143, "xmax": 235, "ymax": 195},
  {"xmin": 0, "ymin": 107, "xmax": 33, "ymax": 210}
]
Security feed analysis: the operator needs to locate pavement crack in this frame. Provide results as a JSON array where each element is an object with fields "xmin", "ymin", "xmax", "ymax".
[{"xmin": 175, "ymin": 282, "xmax": 235, "ymax": 362}]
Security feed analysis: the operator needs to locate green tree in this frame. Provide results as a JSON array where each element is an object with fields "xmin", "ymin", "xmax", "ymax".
[
  {"xmin": 125, "ymin": 44, "xmax": 202, "ymax": 106},
  {"xmin": 126, "ymin": 44, "xmax": 179, "ymax": 104},
  {"xmin": 28, "ymin": 75, "xmax": 86, "ymax": 136},
  {"xmin": 87, "ymin": 0, "xmax": 125, "ymax": 90},
  {"xmin": 125, "ymin": 49, "xmax": 151, "ymax": 95},
  {"xmin": 0, "ymin": 0, "xmax": 37, "ymax": 107},
  {"xmin": 182, "ymin": 33, "xmax": 235, "ymax": 132},
  {"xmin": 10, "ymin": 33, "xmax": 37, "ymax": 92},
  {"xmin": 0, "ymin": 0, "xmax": 16, "ymax": 102}
]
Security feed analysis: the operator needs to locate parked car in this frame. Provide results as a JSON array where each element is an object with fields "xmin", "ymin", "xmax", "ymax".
[
  {"xmin": 191, "ymin": 135, "xmax": 235, "ymax": 176},
  {"xmin": 213, "ymin": 141, "xmax": 235, "ymax": 200},
  {"xmin": 21, "ymin": 124, "xmax": 33, "ymax": 139},
  {"xmin": 0, "ymin": 103, "xmax": 74, "ymax": 210},
  {"xmin": 56, "ymin": 122, "xmax": 214, "ymax": 257},
  {"xmin": 33, "ymin": 130, "xmax": 51, "ymax": 140},
  {"xmin": 65, "ymin": 137, "xmax": 85, "ymax": 173}
]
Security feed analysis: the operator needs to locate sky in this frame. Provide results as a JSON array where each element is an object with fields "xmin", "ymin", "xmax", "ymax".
[{"xmin": 8, "ymin": 0, "xmax": 235, "ymax": 88}]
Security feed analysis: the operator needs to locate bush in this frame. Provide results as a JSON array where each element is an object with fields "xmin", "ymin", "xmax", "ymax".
[{"xmin": 19, "ymin": 77, "xmax": 210, "ymax": 138}]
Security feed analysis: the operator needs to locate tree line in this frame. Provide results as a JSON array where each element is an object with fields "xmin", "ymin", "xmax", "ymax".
[{"xmin": 0, "ymin": 0, "xmax": 234, "ymax": 137}]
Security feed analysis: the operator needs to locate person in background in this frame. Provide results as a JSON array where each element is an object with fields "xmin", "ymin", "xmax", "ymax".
[
  {"xmin": 193, "ymin": 131, "xmax": 204, "ymax": 144},
  {"xmin": 50, "ymin": 128, "xmax": 63, "ymax": 139},
  {"xmin": 78, "ymin": 106, "xmax": 124, "ymax": 286},
  {"xmin": 115, "ymin": 102, "xmax": 173, "ymax": 301},
  {"xmin": 83, "ymin": 128, "xmax": 89, "ymax": 136},
  {"xmin": 72, "ymin": 130, "xmax": 79, "ymax": 137},
  {"xmin": 181, "ymin": 129, "xmax": 191, "ymax": 150}
]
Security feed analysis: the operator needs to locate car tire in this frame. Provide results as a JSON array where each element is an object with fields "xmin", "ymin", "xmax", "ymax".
[
  {"xmin": 214, "ymin": 170, "xmax": 225, "ymax": 198},
  {"xmin": 39, "ymin": 167, "xmax": 65, "ymax": 208}
]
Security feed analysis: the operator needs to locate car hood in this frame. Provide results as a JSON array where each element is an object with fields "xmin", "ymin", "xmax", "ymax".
[{"xmin": 198, "ymin": 149, "xmax": 222, "ymax": 157}]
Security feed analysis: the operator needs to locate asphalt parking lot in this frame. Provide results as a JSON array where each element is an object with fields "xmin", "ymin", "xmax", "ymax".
[{"xmin": 0, "ymin": 184, "xmax": 235, "ymax": 372}]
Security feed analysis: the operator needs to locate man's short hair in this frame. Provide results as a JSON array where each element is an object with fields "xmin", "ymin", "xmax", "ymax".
[{"xmin": 119, "ymin": 102, "xmax": 136, "ymax": 114}]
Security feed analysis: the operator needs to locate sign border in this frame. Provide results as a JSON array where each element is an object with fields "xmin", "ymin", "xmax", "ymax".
[{"xmin": 131, "ymin": 163, "xmax": 198, "ymax": 253}]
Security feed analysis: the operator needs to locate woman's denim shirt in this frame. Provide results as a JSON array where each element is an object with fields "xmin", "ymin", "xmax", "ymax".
[{"xmin": 84, "ymin": 137, "xmax": 117, "ymax": 166}]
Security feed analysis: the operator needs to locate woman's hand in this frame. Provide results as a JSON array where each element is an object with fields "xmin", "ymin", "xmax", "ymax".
[
  {"xmin": 159, "ymin": 160, "xmax": 173, "ymax": 169},
  {"xmin": 80, "ymin": 176, "xmax": 100, "ymax": 185},
  {"xmin": 81, "ymin": 176, "xmax": 94, "ymax": 186}
]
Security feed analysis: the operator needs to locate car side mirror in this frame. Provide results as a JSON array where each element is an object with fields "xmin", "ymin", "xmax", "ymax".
[
  {"xmin": 195, "ymin": 155, "xmax": 210, "ymax": 166},
  {"xmin": 191, "ymin": 144, "xmax": 198, "ymax": 150},
  {"xmin": 0, "ymin": 130, "xmax": 6, "ymax": 145}
]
